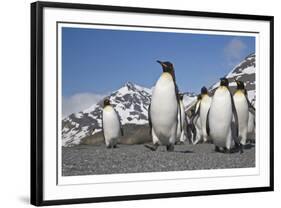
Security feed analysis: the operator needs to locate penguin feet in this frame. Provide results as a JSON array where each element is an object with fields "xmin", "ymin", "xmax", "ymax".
[
  {"xmin": 214, "ymin": 146, "xmax": 221, "ymax": 152},
  {"xmin": 214, "ymin": 146, "xmax": 227, "ymax": 153},
  {"xmin": 106, "ymin": 143, "xmax": 117, "ymax": 149},
  {"xmin": 239, "ymin": 145, "xmax": 244, "ymax": 154},
  {"xmin": 235, "ymin": 143, "xmax": 244, "ymax": 154},
  {"xmin": 144, "ymin": 143, "xmax": 159, "ymax": 151},
  {"xmin": 224, "ymin": 148, "xmax": 235, "ymax": 154},
  {"xmin": 215, "ymin": 146, "xmax": 234, "ymax": 154},
  {"xmin": 175, "ymin": 141, "xmax": 184, "ymax": 145},
  {"xmin": 166, "ymin": 144, "xmax": 175, "ymax": 152}
]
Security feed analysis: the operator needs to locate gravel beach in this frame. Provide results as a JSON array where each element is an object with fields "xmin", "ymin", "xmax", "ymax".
[{"xmin": 62, "ymin": 143, "xmax": 255, "ymax": 176}]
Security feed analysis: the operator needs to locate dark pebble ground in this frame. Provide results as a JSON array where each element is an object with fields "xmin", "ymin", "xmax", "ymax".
[{"xmin": 62, "ymin": 143, "xmax": 255, "ymax": 176}]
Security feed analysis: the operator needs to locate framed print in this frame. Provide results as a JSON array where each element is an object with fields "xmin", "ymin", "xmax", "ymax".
[{"xmin": 30, "ymin": 1, "xmax": 274, "ymax": 206}]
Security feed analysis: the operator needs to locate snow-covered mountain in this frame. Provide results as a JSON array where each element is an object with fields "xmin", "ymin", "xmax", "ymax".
[
  {"xmin": 62, "ymin": 82, "xmax": 153, "ymax": 146},
  {"xmin": 62, "ymin": 53, "xmax": 256, "ymax": 147},
  {"xmin": 210, "ymin": 53, "xmax": 256, "ymax": 104}
]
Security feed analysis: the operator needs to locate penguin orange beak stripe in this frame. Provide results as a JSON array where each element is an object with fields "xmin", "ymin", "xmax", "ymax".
[{"xmin": 156, "ymin": 60, "xmax": 167, "ymax": 68}]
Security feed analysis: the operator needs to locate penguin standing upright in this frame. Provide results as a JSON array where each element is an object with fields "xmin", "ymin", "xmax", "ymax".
[
  {"xmin": 146, "ymin": 60, "xmax": 179, "ymax": 152},
  {"xmin": 233, "ymin": 80, "xmax": 255, "ymax": 145},
  {"xmin": 102, "ymin": 99, "xmax": 123, "ymax": 148},
  {"xmin": 199, "ymin": 87, "xmax": 212, "ymax": 143},
  {"xmin": 233, "ymin": 80, "xmax": 249, "ymax": 146},
  {"xmin": 176, "ymin": 93, "xmax": 188, "ymax": 144},
  {"xmin": 207, "ymin": 78, "xmax": 241, "ymax": 153}
]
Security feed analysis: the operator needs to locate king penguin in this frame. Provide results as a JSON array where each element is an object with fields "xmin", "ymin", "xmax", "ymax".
[
  {"xmin": 199, "ymin": 86, "xmax": 212, "ymax": 143},
  {"xmin": 102, "ymin": 98, "xmax": 123, "ymax": 148},
  {"xmin": 145, "ymin": 60, "xmax": 179, "ymax": 151},
  {"xmin": 207, "ymin": 78, "xmax": 241, "ymax": 153},
  {"xmin": 233, "ymin": 80, "xmax": 255, "ymax": 146},
  {"xmin": 176, "ymin": 93, "xmax": 188, "ymax": 144}
]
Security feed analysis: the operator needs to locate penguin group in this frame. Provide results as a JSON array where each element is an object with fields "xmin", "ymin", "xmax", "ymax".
[
  {"xmin": 191, "ymin": 77, "xmax": 255, "ymax": 153},
  {"xmin": 101, "ymin": 60, "xmax": 255, "ymax": 153}
]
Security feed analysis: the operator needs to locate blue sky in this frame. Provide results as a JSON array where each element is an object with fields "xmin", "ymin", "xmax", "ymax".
[{"xmin": 62, "ymin": 27, "xmax": 255, "ymax": 116}]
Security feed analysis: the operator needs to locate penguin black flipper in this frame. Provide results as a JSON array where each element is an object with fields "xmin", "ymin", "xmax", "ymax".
[
  {"xmin": 115, "ymin": 109, "xmax": 124, "ymax": 136},
  {"xmin": 244, "ymin": 90, "xmax": 256, "ymax": 115},
  {"xmin": 177, "ymin": 101, "xmax": 183, "ymax": 132},
  {"xmin": 148, "ymin": 103, "xmax": 152, "ymax": 135},
  {"xmin": 230, "ymin": 93, "xmax": 240, "ymax": 145},
  {"xmin": 194, "ymin": 101, "xmax": 201, "ymax": 118},
  {"xmin": 247, "ymin": 98, "xmax": 256, "ymax": 115},
  {"xmin": 175, "ymin": 84, "xmax": 182, "ymax": 132},
  {"xmin": 101, "ymin": 111, "xmax": 105, "ymax": 140},
  {"xmin": 206, "ymin": 109, "xmax": 210, "ymax": 136},
  {"xmin": 189, "ymin": 112, "xmax": 197, "ymax": 143}
]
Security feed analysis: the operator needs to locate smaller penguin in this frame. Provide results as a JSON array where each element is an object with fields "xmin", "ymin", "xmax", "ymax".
[
  {"xmin": 199, "ymin": 86, "xmax": 212, "ymax": 143},
  {"xmin": 176, "ymin": 93, "xmax": 188, "ymax": 144},
  {"xmin": 233, "ymin": 80, "xmax": 249, "ymax": 146},
  {"xmin": 102, "ymin": 98, "xmax": 123, "ymax": 148},
  {"xmin": 233, "ymin": 80, "xmax": 255, "ymax": 145}
]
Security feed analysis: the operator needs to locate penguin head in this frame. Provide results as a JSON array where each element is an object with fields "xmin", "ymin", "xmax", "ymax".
[
  {"xmin": 220, "ymin": 77, "xmax": 229, "ymax": 87},
  {"xmin": 201, "ymin": 86, "xmax": 208, "ymax": 95},
  {"xmin": 103, "ymin": 98, "xmax": 111, "ymax": 107},
  {"xmin": 157, "ymin": 60, "xmax": 174, "ymax": 75},
  {"xmin": 235, "ymin": 80, "xmax": 245, "ymax": 90}
]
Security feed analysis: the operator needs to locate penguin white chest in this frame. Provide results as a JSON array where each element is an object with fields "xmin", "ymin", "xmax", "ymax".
[
  {"xmin": 234, "ymin": 92, "xmax": 249, "ymax": 144},
  {"xmin": 150, "ymin": 73, "xmax": 178, "ymax": 143},
  {"xmin": 102, "ymin": 106, "xmax": 121, "ymax": 145},
  {"xmin": 200, "ymin": 95, "xmax": 212, "ymax": 139},
  {"xmin": 234, "ymin": 92, "xmax": 249, "ymax": 126},
  {"xmin": 209, "ymin": 87, "xmax": 232, "ymax": 146}
]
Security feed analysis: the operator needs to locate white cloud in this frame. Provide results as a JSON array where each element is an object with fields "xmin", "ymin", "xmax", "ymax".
[
  {"xmin": 62, "ymin": 93, "xmax": 106, "ymax": 118},
  {"xmin": 224, "ymin": 38, "xmax": 246, "ymax": 65}
]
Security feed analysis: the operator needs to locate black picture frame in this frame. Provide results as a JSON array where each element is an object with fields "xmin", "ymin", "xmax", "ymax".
[{"xmin": 31, "ymin": 1, "xmax": 274, "ymax": 206}]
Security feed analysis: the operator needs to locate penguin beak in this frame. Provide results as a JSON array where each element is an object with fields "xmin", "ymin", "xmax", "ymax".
[{"xmin": 157, "ymin": 60, "xmax": 166, "ymax": 68}]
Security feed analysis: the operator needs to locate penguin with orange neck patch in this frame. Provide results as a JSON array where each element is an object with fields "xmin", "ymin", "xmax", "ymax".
[{"xmin": 145, "ymin": 60, "xmax": 179, "ymax": 152}]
